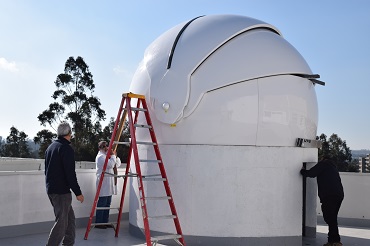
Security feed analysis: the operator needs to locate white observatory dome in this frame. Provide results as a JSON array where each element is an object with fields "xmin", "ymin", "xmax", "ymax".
[
  {"xmin": 130, "ymin": 14, "xmax": 318, "ymax": 147},
  {"xmin": 128, "ymin": 14, "xmax": 320, "ymax": 245}
]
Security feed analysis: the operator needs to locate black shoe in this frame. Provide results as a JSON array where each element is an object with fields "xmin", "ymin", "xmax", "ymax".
[{"xmin": 95, "ymin": 225, "xmax": 107, "ymax": 229}]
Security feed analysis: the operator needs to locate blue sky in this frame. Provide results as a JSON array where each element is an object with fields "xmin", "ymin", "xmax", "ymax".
[{"xmin": 1, "ymin": 0, "xmax": 370, "ymax": 150}]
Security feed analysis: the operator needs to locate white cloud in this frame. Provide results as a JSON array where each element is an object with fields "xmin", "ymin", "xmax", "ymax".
[
  {"xmin": 113, "ymin": 65, "xmax": 132, "ymax": 79},
  {"xmin": 0, "ymin": 57, "xmax": 19, "ymax": 72}
]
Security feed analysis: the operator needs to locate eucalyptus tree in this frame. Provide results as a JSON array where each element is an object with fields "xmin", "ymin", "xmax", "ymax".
[
  {"xmin": 0, "ymin": 136, "xmax": 4, "ymax": 156},
  {"xmin": 100, "ymin": 117, "xmax": 130, "ymax": 162},
  {"xmin": 33, "ymin": 129, "xmax": 57, "ymax": 159},
  {"xmin": 37, "ymin": 56, "xmax": 106, "ymax": 161},
  {"xmin": 2, "ymin": 126, "xmax": 31, "ymax": 158},
  {"xmin": 318, "ymin": 133, "xmax": 356, "ymax": 172}
]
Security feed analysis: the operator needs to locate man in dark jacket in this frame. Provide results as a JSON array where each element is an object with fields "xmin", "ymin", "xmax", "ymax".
[
  {"xmin": 300, "ymin": 155, "xmax": 344, "ymax": 246},
  {"xmin": 45, "ymin": 122, "xmax": 84, "ymax": 246}
]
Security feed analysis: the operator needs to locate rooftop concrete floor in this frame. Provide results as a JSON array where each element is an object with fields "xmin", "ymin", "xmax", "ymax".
[{"xmin": 1, "ymin": 221, "xmax": 369, "ymax": 245}]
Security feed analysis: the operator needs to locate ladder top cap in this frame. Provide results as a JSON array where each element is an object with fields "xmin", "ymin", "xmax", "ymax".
[{"xmin": 122, "ymin": 92, "xmax": 146, "ymax": 99}]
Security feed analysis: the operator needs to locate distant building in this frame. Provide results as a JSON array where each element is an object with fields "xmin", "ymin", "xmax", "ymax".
[
  {"xmin": 358, "ymin": 157, "xmax": 366, "ymax": 173},
  {"xmin": 366, "ymin": 155, "xmax": 370, "ymax": 172},
  {"xmin": 359, "ymin": 155, "xmax": 370, "ymax": 173}
]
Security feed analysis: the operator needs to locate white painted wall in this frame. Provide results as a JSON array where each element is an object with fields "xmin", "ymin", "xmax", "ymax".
[
  {"xmin": 0, "ymin": 157, "xmax": 96, "ymax": 171},
  {"xmin": 317, "ymin": 172, "xmax": 370, "ymax": 223},
  {"xmin": 0, "ymin": 168, "xmax": 370, "ymax": 233},
  {"xmin": 0, "ymin": 168, "xmax": 129, "ymax": 227}
]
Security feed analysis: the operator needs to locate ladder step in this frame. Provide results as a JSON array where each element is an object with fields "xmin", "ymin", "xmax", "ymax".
[
  {"xmin": 134, "ymin": 123, "xmax": 152, "ymax": 129},
  {"xmin": 139, "ymin": 159, "xmax": 162, "ymax": 163},
  {"xmin": 151, "ymin": 234, "xmax": 182, "ymax": 242},
  {"xmin": 95, "ymin": 207, "xmax": 120, "ymax": 210},
  {"xmin": 113, "ymin": 141, "xmax": 130, "ymax": 146},
  {"xmin": 148, "ymin": 215, "xmax": 177, "ymax": 220},
  {"xmin": 131, "ymin": 107, "xmax": 147, "ymax": 112},
  {"xmin": 136, "ymin": 141, "xmax": 157, "ymax": 145},
  {"xmin": 145, "ymin": 196, "xmax": 172, "ymax": 200},
  {"xmin": 142, "ymin": 174, "xmax": 163, "ymax": 179},
  {"xmin": 142, "ymin": 174, "xmax": 162, "ymax": 177},
  {"xmin": 142, "ymin": 177, "xmax": 166, "ymax": 181},
  {"xmin": 114, "ymin": 140, "xmax": 156, "ymax": 146},
  {"xmin": 92, "ymin": 222, "xmax": 117, "ymax": 226}
]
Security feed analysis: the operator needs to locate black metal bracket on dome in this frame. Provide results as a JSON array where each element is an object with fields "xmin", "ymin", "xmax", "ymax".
[
  {"xmin": 292, "ymin": 74, "xmax": 326, "ymax": 86},
  {"xmin": 167, "ymin": 15, "xmax": 205, "ymax": 69},
  {"xmin": 296, "ymin": 138, "xmax": 322, "ymax": 148}
]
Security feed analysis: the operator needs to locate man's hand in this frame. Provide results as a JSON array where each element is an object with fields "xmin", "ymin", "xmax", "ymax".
[{"xmin": 76, "ymin": 194, "xmax": 84, "ymax": 203}]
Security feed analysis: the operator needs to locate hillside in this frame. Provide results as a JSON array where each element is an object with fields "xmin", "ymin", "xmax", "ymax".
[{"xmin": 352, "ymin": 149, "xmax": 370, "ymax": 158}]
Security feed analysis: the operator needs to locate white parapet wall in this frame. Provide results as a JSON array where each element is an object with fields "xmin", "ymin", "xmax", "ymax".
[
  {"xmin": 0, "ymin": 167, "xmax": 129, "ymax": 238},
  {"xmin": 0, "ymin": 162, "xmax": 369, "ymax": 239},
  {"xmin": 0, "ymin": 157, "xmax": 96, "ymax": 171},
  {"xmin": 317, "ymin": 172, "xmax": 370, "ymax": 228}
]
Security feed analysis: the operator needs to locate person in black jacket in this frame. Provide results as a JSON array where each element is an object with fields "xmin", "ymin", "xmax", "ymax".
[
  {"xmin": 300, "ymin": 155, "xmax": 344, "ymax": 246},
  {"xmin": 44, "ymin": 122, "xmax": 84, "ymax": 246}
]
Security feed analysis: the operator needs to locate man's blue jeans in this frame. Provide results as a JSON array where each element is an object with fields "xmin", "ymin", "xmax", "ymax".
[
  {"xmin": 47, "ymin": 193, "xmax": 75, "ymax": 246},
  {"xmin": 95, "ymin": 196, "xmax": 112, "ymax": 223}
]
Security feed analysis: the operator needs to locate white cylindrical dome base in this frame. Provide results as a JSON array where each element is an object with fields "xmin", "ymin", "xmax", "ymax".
[{"xmin": 128, "ymin": 144, "xmax": 317, "ymax": 245}]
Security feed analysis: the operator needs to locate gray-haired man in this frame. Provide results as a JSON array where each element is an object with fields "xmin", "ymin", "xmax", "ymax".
[{"xmin": 45, "ymin": 122, "xmax": 84, "ymax": 246}]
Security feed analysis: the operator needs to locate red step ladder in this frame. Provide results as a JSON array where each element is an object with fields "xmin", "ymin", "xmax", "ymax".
[{"xmin": 84, "ymin": 92, "xmax": 186, "ymax": 246}]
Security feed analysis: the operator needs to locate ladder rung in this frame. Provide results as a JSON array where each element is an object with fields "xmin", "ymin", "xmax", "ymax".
[
  {"xmin": 136, "ymin": 141, "xmax": 157, "ymax": 145},
  {"xmin": 113, "ymin": 141, "xmax": 130, "ymax": 146},
  {"xmin": 145, "ymin": 196, "xmax": 172, "ymax": 200},
  {"xmin": 134, "ymin": 123, "xmax": 152, "ymax": 129},
  {"xmin": 142, "ymin": 174, "xmax": 162, "ymax": 177},
  {"xmin": 92, "ymin": 222, "xmax": 117, "ymax": 225},
  {"xmin": 139, "ymin": 159, "xmax": 161, "ymax": 163},
  {"xmin": 95, "ymin": 207, "xmax": 119, "ymax": 210},
  {"xmin": 114, "ymin": 141, "xmax": 157, "ymax": 146},
  {"xmin": 142, "ymin": 177, "xmax": 166, "ymax": 181},
  {"xmin": 151, "ymin": 234, "xmax": 182, "ymax": 242},
  {"xmin": 148, "ymin": 215, "xmax": 177, "ymax": 220},
  {"xmin": 131, "ymin": 107, "xmax": 147, "ymax": 112}
]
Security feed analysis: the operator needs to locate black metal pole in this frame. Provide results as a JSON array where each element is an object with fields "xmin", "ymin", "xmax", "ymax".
[{"xmin": 302, "ymin": 162, "xmax": 307, "ymax": 237}]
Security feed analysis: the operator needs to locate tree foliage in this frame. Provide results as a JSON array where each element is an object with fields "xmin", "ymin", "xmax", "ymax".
[
  {"xmin": 317, "ymin": 133, "xmax": 358, "ymax": 172},
  {"xmin": 99, "ymin": 117, "xmax": 130, "ymax": 162},
  {"xmin": 33, "ymin": 129, "xmax": 57, "ymax": 159},
  {"xmin": 77, "ymin": 121, "xmax": 105, "ymax": 161},
  {"xmin": 37, "ymin": 56, "xmax": 106, "ymax": 161},
  {"xmin": 348, "ymin": 159, "xmax": 360, "ymax": 172},
  {"xmin": 2, "ymin": 126, "xmax": 31, "ymax": 158},
  {"xmin": 0, "ymin": 136, "xmax": 4, "ymax": 156}
]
